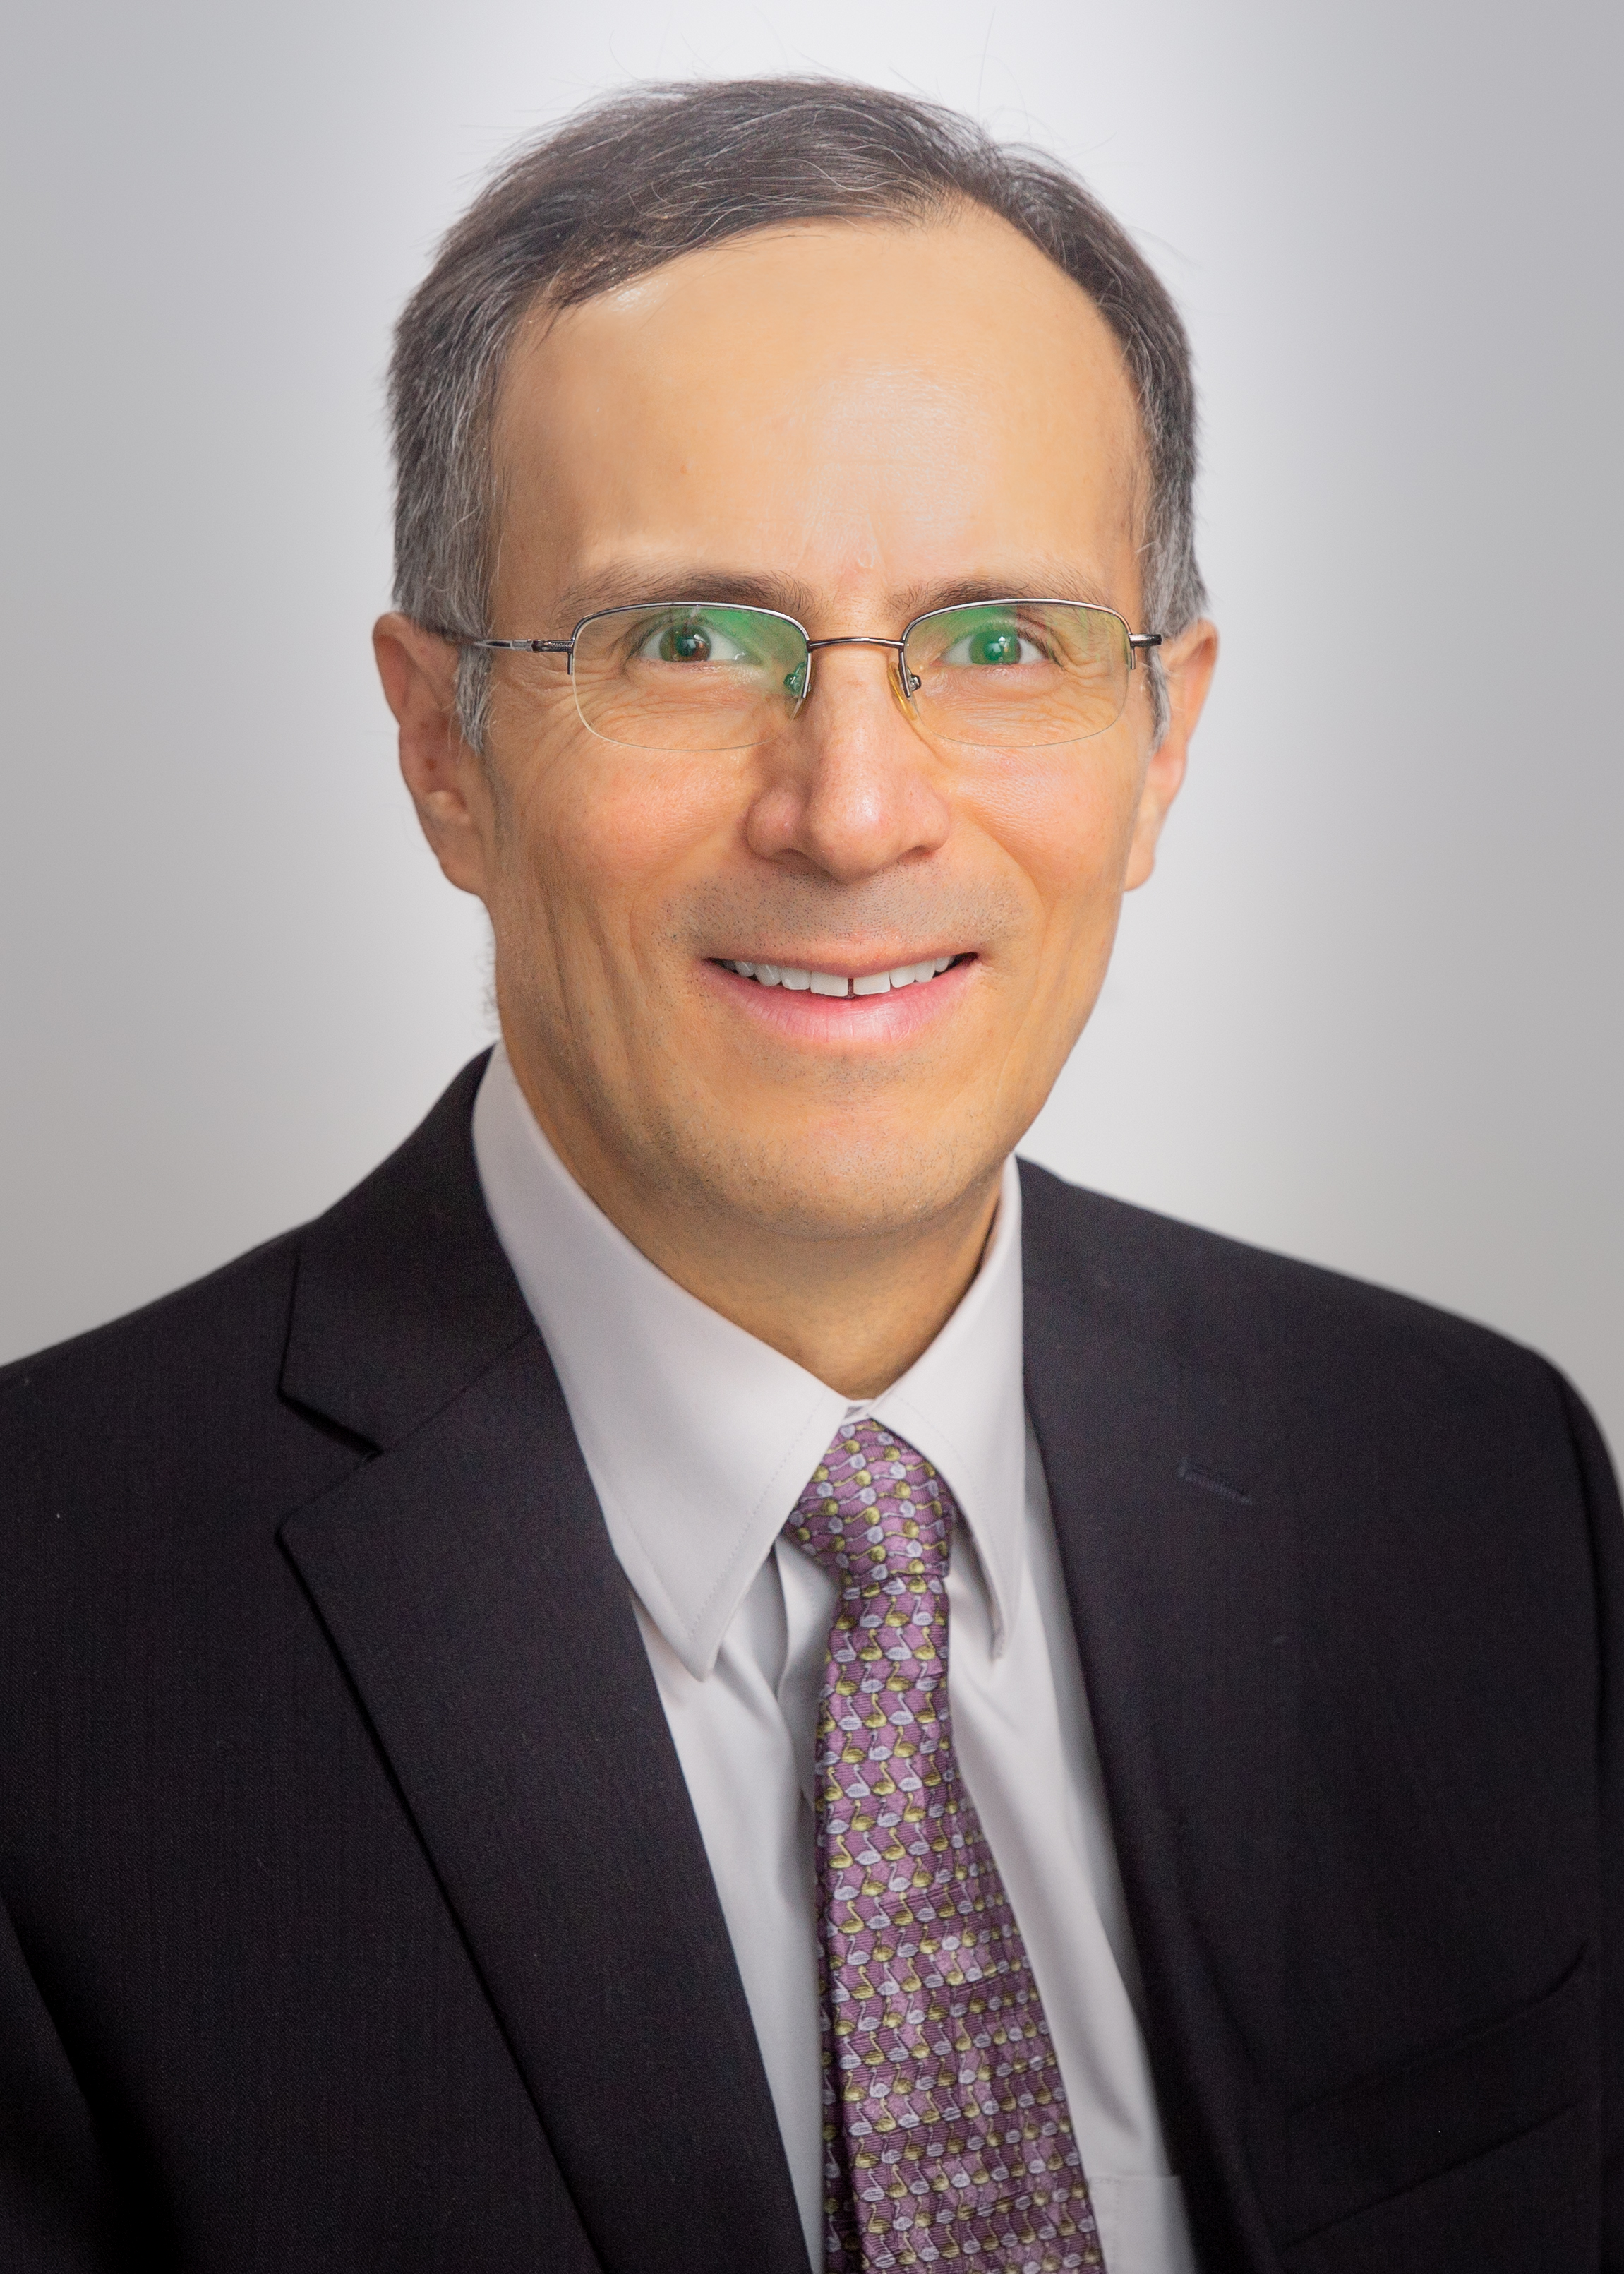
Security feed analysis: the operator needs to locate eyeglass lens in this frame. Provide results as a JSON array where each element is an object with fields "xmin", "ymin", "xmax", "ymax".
[{"xmin": 541, "ymin": 599, "xmax": 1134, "ymax": 752}]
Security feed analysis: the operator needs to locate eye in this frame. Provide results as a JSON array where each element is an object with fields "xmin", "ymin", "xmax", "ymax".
[
  {"xmin": 635, "ymin": 611, "xmax": 762, "ymax": 666},
  {"xmin": 939, "ymin": 620, "xmax": 1046, "ymax": 668},
  {"xmin": 658, "ymin": 623, "xmax": 711, "ymax": 663}
]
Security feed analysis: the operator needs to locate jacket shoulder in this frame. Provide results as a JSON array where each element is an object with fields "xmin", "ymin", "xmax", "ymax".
[
  {"xmin": 1016, "ymin": 1154, "xmax": 1559, "ymax": 1412},
  {"xmin": 0, "ymin": 1217, "xmax": 326, "ymax": 1550},
  {"xmin": 1016, "ymin": 1158, "xmax": 1624, "ymax": 1614},
  {"xmin": 0, "ymin": 1055, "xmax": 496, "ymax": 1503},
  {"xmin": 0, "ymin": 1224, "xmax": 303, "ymax": 1432}
]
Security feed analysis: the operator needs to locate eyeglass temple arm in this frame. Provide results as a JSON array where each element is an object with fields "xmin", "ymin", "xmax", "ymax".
[{"xmin": 438, "ymin": 634, "xmax": 573, "ymax": 654}]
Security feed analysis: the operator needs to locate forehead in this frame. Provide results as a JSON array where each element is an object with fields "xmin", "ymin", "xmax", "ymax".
[{"xmin": 491, "ymin": 208, "xmax": 1145, "ymax": 612}]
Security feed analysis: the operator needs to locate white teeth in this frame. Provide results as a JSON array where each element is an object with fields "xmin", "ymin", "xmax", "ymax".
[{"xmin": 725, "ymin": 954, "xmax": 962, "ymax": 993}]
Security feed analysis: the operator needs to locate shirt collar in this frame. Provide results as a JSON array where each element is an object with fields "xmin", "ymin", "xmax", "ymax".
[{"xmin": 472, "ymin": 1042, "xmax": 1028, "ymax": 1677}]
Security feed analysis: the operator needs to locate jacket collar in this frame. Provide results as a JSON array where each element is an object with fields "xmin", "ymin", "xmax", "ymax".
[
  {"xmin": 1019, "ymin": 1156, "xmax": 1288, "ymax": 2274},
  {"xmin": 279, "ymin": 1052, "xmax": 534, "ymax": 1449},
  {"xmin": 277, "ymin": 1058, "xmax": 810, "ymax": 2274}
]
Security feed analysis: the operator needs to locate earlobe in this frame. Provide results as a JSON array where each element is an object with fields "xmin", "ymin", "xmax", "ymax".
[
  {"xmin": 373, "ymin": 613, "xmax": 492, "ymax": 900},
  {"xmin": 1122, "ymin": 746, "xmax": 1184, "ymax": 890}
]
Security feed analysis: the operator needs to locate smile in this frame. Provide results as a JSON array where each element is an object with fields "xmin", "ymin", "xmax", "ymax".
[{"xmin": 716, "ymin": 956, "xmax": 961, "ymax": 998}]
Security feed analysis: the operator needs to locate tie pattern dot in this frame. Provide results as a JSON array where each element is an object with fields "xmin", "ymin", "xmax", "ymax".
[{"xmin": 786, "ymin": 1418, "xmax": 1104, "ymax": 2272}]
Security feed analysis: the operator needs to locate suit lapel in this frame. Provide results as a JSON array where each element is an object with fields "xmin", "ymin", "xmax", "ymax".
[
  {"xmin": 1019, "ymin": 1161, "xmax": 1291, "ymax": 2274},
  {"xmin": 278, "ymin": 1061, "xmax": 808, "ymax": 2274}
]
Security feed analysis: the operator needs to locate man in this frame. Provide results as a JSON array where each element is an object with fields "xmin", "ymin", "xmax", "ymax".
[{"xmin": 0, "ymin": 75, "xmax": 1617, "ymax": 2274}]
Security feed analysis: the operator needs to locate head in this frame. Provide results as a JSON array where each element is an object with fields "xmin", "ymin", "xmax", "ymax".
[{"xmin": 377, "ymin": 80, "xmax": 1217, "ymax": 1293}]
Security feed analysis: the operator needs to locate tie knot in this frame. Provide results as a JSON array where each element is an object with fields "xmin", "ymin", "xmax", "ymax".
[{"xmin": 786, "ymin": 1418, "xmax": 954, "ymax": 1591}]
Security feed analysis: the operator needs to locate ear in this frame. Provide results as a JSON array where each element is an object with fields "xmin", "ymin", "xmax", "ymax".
[
  {"xmin": 1124, "ymin": 616, "xmax": 1219, "ymax": 891},
  {"xmin": 373, "ymin": 614, "xmax": 493, "ymax": 900}
]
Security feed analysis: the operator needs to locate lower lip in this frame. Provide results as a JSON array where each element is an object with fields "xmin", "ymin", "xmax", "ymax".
[{"xmin": 699, "ymin": 957, "xmax": 975, "ymax": 1044}]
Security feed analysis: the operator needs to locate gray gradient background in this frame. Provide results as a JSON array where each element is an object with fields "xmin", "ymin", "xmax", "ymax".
[{"xmin": 3, "ymin": 1, "xmax": 1620, "ymax": 1452}]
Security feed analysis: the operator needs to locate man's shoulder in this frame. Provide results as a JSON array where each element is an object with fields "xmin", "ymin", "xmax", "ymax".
[
  {"xmin": 0, "ymin": 1217, "xmax": 339, "ymax": 1611},
  {"xmin": 1016, "ymin": 1158, "xmax": 1624, "ymax": 1560},
  {"xmin": 1016, "ymin": 1154, "xmax": 1560, "ymax": 1416},
  {"xmin": 0, "ymin": 1211, "xmax": 339, "ymax": 1554},
  {"xmin": 0, "ymin": 1225, "xmax": 303, "ymax": 1441},
  {"xmin": 0, "ymin": 1054, "xmax": 498, "ymax": 1496}
]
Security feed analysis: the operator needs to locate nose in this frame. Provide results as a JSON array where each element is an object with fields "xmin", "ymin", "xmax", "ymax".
[{"xmin": 742, "ymin": 640, "xmax": 951, "ymax": 884}]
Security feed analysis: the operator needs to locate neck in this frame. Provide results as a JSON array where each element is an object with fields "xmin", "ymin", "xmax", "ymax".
[{"xmin": 504, "ymin": 1053, "xmax": 1003, "ymax": 1401}]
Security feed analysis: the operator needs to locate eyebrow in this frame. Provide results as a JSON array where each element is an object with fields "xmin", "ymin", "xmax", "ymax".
[
  {"xmin": 548, "ymin": 567, "xmax": 820, "ymax": 627},
  {"xmin": 543, "ymin": 561, "xmax": 1123, "ymax": 634},
  {"xmin": 891, "ymin": 571, "xmax": 1120, "ymax": 618}
]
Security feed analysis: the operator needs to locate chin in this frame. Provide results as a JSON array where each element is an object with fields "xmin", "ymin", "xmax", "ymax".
[{"xmin": 686, "ymin": 1117, "xmax": 1005, "ymax": 1245}]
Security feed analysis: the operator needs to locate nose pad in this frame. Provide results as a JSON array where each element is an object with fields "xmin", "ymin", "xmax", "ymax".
[{"xmin": 783, "ymin": 640, "xmax": 924, "ymax": 734}]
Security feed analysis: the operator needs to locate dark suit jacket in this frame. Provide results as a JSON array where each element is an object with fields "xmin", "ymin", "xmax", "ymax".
[{"xmin": 1, "ymin": 1055, "xmax": 1619, "ymax": 2273}]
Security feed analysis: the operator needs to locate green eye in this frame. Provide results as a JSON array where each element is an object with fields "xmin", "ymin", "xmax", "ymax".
[
  {"xmin": 932, "ymin": 615, "xmax": 1039, "ymax": 670},
  {"xmin": 639, "ymin": 608, "xmax": 770, "ymax": 666},
  {"xmin": 968, "ymin": 626, "xmax": 1022, "ymax": 666}
]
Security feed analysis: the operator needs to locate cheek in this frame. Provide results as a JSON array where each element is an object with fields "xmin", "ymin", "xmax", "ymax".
[
  {"xmin": 495, "ymin": 733, "xmax": 745, "ymax": 958},
  {"xmin": 968, "ymin": 736, "xmax": 1144, "ymax": 943}
]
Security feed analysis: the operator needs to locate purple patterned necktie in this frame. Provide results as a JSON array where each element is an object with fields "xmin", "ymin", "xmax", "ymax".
[{"xmin": 786, "ymin": 1418, "xmax": 1104, "ymax": 2272}]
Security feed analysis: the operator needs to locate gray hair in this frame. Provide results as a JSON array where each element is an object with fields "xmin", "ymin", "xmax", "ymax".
[{"xmin": 390, "ymin": 78, "xmax": 1205, "ymax": 748}]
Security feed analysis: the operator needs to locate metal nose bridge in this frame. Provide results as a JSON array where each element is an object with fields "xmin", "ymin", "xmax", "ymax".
[{"xmin": 800, "ymin": 632, "xmax": 918, "ymax": 700}]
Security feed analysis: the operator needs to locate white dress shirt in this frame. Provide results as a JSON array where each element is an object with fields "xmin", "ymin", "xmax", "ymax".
[{"xmin": 472, "ymin": 1043, "xmax": 1198, "ymax": 2274}]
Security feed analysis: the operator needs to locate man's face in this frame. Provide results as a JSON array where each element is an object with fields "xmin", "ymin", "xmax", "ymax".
[{"xmin": 396, "ymin": 208, "xmax": 1213, "ymax": 1245}]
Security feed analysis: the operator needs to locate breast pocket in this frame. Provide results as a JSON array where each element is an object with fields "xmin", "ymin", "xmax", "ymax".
[{"xmin": 1277, "ymin": 1951, "xmax": 1597, "ymax": 2274}]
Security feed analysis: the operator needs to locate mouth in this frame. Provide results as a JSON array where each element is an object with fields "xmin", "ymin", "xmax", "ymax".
[{"xmin": 711, "ymin": 954, "xmax": 968, "ymax": 998}]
